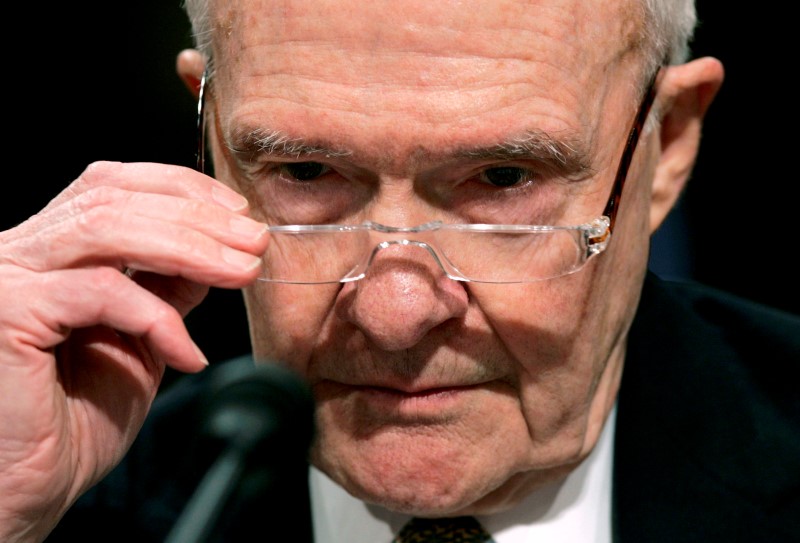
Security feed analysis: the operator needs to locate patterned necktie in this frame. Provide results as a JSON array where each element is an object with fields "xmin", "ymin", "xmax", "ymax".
[{"xmin": 393, "ymin": 516, "xmax": 496, "ymax": 542}]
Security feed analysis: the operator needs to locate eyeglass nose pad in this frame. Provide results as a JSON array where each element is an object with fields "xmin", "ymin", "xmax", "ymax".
[{"xmin": 362, "ymin": 239, "xmax": 453, "ymax": 279}]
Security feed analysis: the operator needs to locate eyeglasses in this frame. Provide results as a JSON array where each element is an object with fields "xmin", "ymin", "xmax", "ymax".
[{"xmin": 196, "ymin": 69, "xmax": 660, "ymax": 284}]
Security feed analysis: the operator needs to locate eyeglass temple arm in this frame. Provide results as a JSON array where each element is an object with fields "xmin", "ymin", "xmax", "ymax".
[
  {"xmin": 600, "ymin": 67, "xmax": 663, "ymax": 236},
  {"xmin": 196, "ymin": 70, "xmax": 208, "ymax": 173}
]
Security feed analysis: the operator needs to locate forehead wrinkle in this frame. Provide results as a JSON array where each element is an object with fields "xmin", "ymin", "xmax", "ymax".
[
  {"xmin": 211, "ymin": 0, "xmax": 637, "ymax": 60},
  {"xmin": 210, "ymin": 0, "xmax": 644, "ymax": 91}
]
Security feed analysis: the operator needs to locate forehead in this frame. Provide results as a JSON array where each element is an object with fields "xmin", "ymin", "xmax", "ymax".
[
  {"xmin": 210, "ymin": 0, "xmax": 640, "ymax": 60},
  {"xmin": 207, "ymin": 0, "xmax": 643, "ymax": 162}
]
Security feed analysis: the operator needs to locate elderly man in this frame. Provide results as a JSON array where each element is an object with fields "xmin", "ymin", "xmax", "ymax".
[{"xmin": 2, "ymin": 0, "xmax": 798, "ymax": 542}]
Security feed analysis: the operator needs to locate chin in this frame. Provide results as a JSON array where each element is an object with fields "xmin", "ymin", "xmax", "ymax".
[
  {"xmin": 339, "ymin": 466, "xmax": 494, "ymax": 516},
  {"xmin": 310, "ymin": 431, "xmax": 523, "ymax": 516}
]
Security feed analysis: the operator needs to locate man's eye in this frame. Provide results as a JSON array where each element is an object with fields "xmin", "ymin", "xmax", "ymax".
[
  {"xmin": 479, "ymin": 167, "xmax": 531, "ymax": 187},
  {"xmin": 281, "ymin": 162, "xmax": 330, "ymax": 181}
]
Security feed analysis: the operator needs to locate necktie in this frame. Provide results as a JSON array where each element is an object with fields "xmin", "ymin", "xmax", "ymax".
[{"xmin": 393, "ymin": 516, "xmax": 495, "ymax": 543}]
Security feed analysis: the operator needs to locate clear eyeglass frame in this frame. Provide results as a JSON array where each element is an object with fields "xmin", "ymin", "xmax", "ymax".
[
  {"xmin": 195, "ymin": 67, "xmax": 661, "ymax": 284},
  {"xmin": 260, "ymin": 218, "xmax": 611, "ymax": 284}
]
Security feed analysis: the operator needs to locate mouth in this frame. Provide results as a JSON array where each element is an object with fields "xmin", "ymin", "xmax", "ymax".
[
  {"xmin": 362, "ymin": 383, "xmax": 481, "ymax": 397},
  {"xmin": 315, "ymin": 380, "xmax": 489, "ymax": 421}
]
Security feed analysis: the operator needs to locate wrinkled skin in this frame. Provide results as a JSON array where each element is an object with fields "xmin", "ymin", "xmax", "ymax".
[
  {"xmin": 0, "ymin": 0, "xmax": 722, "ymax": 540},
  {"xmin": 193, "ymin": 0, "xmax": 723, "ymax": 516}
]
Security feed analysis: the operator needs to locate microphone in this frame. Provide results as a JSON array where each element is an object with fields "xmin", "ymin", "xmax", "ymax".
[{"xmin": 165, "ymin": 358, "xmax": 315, "ymax": 543}]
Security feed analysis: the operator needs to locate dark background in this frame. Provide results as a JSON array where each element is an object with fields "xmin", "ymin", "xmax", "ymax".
[{"xmin": 4, "ymin": 2, "xmax": 796, "ymax": 367}]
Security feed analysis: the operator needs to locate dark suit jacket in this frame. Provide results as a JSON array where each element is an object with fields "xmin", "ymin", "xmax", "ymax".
[
  {"xmin": 47, "ymin": 273, "xmax": 800, "ymax": 542},
  {"xmin": 614, "ymin": 274, "xmax": 800, "ymax": 541}
]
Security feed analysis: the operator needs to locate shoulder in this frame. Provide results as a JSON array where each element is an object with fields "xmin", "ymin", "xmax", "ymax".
[
  {"xmin": 633, "ymin": 272, "xmax": 800, "ymax": 366},
  {"xmin": 626, "ymin": 272, "xmax": 800, "ymax": 433},
  {"xmin": 614, "ymin": 273, "xmax": 800, "ymax": 540}
]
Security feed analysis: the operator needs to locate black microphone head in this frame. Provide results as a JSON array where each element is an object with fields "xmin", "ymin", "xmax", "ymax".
[
  {"xmin": 172, "ymin": 357, "xmax": 316, "ymax": 543},
  {"xmin": 200, "ymin": 356, "xmax": 315, "ymax": 459}
]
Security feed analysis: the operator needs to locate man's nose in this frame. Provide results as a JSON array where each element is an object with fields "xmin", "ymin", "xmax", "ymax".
[{"xmin": 336, "ymin": 244, "xmax": 469, "ymax": 351}]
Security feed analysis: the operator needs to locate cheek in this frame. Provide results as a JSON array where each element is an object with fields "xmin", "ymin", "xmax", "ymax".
[
  {"xmin": 242, "ymin": 282, "xmax": 339, "ymax": 372},
  {"xmin": 468, "ymin": 259, "xmax": 628, "ymax": 443},
  {"xmin": 470, "ymin": 275, "xmax": 590, "ymax": 363},
  {"xmin": 471, "ymin": 277, "xmax": 598, "ymax": 401}
]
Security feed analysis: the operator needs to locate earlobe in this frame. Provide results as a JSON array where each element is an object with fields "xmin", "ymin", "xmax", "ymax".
[
  {"xmin": 649, "ymin": 57, "xmax": 725, "ymax": 233},
  {"xmin": 176, "ymin": 49, "xmax": 206, "ymax": 98}
]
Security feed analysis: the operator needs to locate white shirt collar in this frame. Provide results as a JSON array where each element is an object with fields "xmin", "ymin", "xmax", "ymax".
[{"xmin": 310, "ymin": 406, "xmax": 616, "ymax": 543}]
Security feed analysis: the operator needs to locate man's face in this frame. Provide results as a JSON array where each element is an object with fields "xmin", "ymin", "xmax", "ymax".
[{"xmin": 207, "ymin": 0, "xmax": 655, "ymax": 515}]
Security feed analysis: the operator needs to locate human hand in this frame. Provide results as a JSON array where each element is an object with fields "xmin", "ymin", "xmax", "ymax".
[{"xmin": 0, "ymin": 161, "xmax": 268, "ymax": 542}]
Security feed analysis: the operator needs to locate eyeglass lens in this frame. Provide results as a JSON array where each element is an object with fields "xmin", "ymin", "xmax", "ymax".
[{"xmin": 259, "ymin": 224, "xmax": 600, "ymax": 284}]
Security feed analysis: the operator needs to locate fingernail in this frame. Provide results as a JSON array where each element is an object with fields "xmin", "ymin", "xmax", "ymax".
[
  {"xmin": 212, "ymin": 186, "xmax": 248, "ymax": 211},
  {"xmin": 230, "ymin": 216, "xmax": 268, "ymax": 239},
  {"xmin": 222, "ymin": 246, "xmax": 262, "ymax": 271},
  {"xmin": 192, "ymin": 340, "xmax": 209, "ymax": 366}
]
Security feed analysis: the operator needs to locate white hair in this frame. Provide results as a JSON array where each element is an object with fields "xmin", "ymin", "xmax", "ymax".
[{"xmin": 641, "ymin": 0, "xmax": 697, "ymax": 66}]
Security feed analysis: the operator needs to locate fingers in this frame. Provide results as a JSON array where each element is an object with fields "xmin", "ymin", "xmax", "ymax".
[
  {"xmin": 4, "ymin": 187, "xmax": 267, "ymax": 288},
  {"xmin": 1, "ymin": 265, "xmax": 207, "ymax": 373},
  {"xmin": 0, "ymin": 160, "xmax": 267, "ymax": 370},
  {"xmin": 128, "ymin": 271, "xmax": 211, "ymax": 318},
  {"xmin": 0, "ymin": 159, "xmax": 267, "ymax": 373},
  {"xmin": 1, "ymin": 161, "xmax": 269, "ymax": 290},
  {"xmin": 43, "ymin": 161, "xmax": 249, "ymax": 215}
]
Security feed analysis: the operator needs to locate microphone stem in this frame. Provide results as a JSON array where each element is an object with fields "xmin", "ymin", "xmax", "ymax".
[{"xmin": 165, "ymin": 444, "xmax": 247, "ymax": 543}]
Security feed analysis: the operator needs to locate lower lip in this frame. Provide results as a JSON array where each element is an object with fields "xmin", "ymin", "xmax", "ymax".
[{"xmin": 324, "ymin": 382, "xmax": 481, "ymax": 420}]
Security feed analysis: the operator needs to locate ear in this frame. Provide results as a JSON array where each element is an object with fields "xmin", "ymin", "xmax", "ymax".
[
  {"xmin": 649, "ymin": 57, "xmax": 724, "ymax": 233},
  {"xmin": 176, "ymin": 48, "xmax": 207, "ymax": 98}
]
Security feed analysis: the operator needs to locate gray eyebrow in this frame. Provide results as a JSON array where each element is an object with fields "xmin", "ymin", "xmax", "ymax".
[
  {"xmin": 227, "ymin": 126, "xmax": 591, "ymax": 177},
  {"xmin": 455, "ymin": 130, "xmax": 592, "ymax": 178},
  {"xmin": 228, "ymin": 127, "xmax": 353, "ymax": 161}
]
